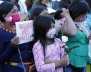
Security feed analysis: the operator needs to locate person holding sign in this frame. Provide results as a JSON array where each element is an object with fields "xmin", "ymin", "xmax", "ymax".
[{"xmin": 0, "ymin": 1, "xmax": 33, "ymax": 72}]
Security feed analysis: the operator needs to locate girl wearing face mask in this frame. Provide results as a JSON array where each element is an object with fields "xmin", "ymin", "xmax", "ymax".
[
  {"xmin": 65, "ymin": 0, "xmax": 91, "ymax": 72},
  {"xmin": 0, "ymin": 1, "xmax": 33, "ymax": 72},
  {"xmin": 33, "ymin": 15, "xmax": 69, "ymax": 72}
]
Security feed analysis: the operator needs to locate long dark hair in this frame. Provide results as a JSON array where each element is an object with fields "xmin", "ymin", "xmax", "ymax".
[{"xmin": 33, "ymin": 16, "xmax": 55, "ymax": 49}]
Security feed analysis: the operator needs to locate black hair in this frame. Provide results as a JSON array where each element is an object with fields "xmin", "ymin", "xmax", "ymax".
[
  {"xmin": 31, "ymin": 6, "xmax": 47, "ymax": 20},
  {"xmin": 54, "ymin": 9, "xmax": 64, "ymax": 20},
  {"xmin": 33, "ymin": 16, "xmax": 55, "ymax": 49},
  {"xmin": 0, "ymin": 1, "xmax": 14, "ymax": 22},
  {"xmin": 85, "ymin": 0, "xmax": 91, "ymax": 12},
  {"xmin": 69, "ymin": 0, "xmax": 89, "ymax": 20},
  {"xmin": 34, "ymin": 0, "xmax": 47, "ymax": 8}
]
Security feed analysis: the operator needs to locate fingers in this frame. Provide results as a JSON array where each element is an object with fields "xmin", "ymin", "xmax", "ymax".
[
  {"xmin": 20, "ymin": 12, "xmax": 29, "ymax": 21},
  {"xmin": 61, "ymin": 8, "xmax": 69, "ymax": 16},
  {"xmin": 61, "ymin": 8, "xmax": 69, "ymax": 12},
  {"xmin": 11, "ymin": 36, "xmax": 19, "ymax": 46}
]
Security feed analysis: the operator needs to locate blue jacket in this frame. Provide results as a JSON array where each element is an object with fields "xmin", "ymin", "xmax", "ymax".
[{"xmin": 0, "ymin": 26, "xmax": 33, "ymax": 72}]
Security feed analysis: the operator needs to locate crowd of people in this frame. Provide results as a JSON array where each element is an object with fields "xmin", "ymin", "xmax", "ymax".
[{"xmin": 0, "ymin": 0, "xmax": 91, "ymax": 72}]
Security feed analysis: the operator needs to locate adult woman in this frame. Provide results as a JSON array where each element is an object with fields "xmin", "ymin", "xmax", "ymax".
[{"xmin": 0, "ymin": 1, "xmax": 33, "ymax": 72}]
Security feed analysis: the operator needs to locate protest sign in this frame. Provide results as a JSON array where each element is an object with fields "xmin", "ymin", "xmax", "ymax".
[{"xmin": 16, "ymin": 20, "xmax": 34, "ymax": 44}]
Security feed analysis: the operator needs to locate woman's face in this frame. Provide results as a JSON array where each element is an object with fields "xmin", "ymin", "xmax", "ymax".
[
  {"xmin": 8, "ymin": 5, "xmax": 18, "ymax": 15},
  {"xmin": 4, "ymin": 5, "xmax": 18, "ymax": 23}
]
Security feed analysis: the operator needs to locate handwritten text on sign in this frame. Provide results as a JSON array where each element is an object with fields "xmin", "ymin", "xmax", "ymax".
[{"xmin": 16, "ymin": 20, "xmax": 34, "ymax": 44}]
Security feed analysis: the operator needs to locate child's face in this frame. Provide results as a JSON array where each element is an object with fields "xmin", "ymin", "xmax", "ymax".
[
  {"xmin": 46, "ymin": 23, "xmax": 56, "ymax": 39},
  {"xmin": 74, "ymin": 13, "xmax": 87, "ymax": 22}
]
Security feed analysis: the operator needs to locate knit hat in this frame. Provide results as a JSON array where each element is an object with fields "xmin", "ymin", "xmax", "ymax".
[{"xmin": 0, "ymin": 1, "xmax": 14, "ymax": 14}]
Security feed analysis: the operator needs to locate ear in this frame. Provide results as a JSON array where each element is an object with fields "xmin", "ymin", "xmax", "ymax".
[{"xmin": 3, "ymin": 14, "xmax": 7, "ymax": 19}]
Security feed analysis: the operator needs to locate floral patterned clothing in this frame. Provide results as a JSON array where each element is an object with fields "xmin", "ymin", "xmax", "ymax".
[{"xmin": 33, "ymin": 38, "xmax": 69, "ymax": 72}]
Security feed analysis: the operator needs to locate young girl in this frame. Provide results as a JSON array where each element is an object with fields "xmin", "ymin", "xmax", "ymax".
[{"xmin": 32, "ymin": 15, "xmax": 69, "ymax": 72}]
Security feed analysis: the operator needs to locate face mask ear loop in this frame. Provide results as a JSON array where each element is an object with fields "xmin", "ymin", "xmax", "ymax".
[{"xmin": 4, "ymin": 15, "xmax": 13, "ymax": 22}]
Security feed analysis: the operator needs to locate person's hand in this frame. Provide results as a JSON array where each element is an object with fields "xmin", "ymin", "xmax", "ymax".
[
  {"xmin": 45, "ymin": 59, "xmax": 53, "ymax": 64},
  {"xmin": 60, "ymin": 55, "xmax": 68, "ymax": 65},
  {"xmin": 61, "ymin": 8, "xmax": 70, "ymax": 17},
  {"xmin": 45, "ymin": 54, "xmax": 68, "ymax": 68},
  {"xmin": 45, "ymin": 58, "xmax": 60, "ymax": 64},
  {"xmin": 19, "ymin": 12, "xmax": 29, "ymax": 21},
  {"xmin": 10, "ymin": 36, "xmax": 19, "ymax": 47}
]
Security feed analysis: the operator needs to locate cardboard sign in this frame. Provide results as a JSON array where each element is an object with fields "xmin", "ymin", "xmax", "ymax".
[{"xmin": 16, "ymin": 20, "xmax": 34, "ymax": 44}]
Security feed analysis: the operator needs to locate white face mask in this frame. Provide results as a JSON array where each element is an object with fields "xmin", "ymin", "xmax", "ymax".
[{"xmin": 46, "ymin": 28, "xmax": 56, "ymax": 38}]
